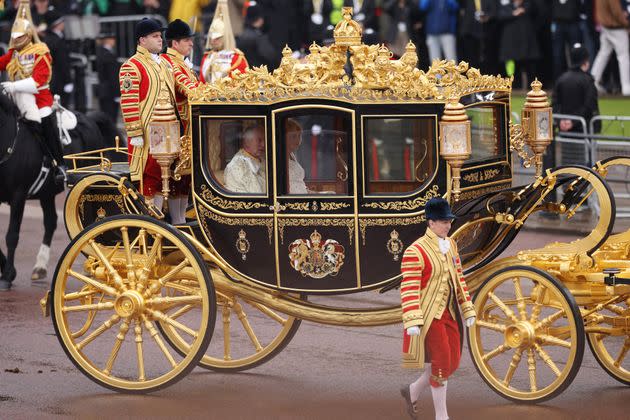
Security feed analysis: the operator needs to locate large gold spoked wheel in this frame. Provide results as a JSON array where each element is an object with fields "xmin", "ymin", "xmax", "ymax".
[
  {"xmin": 586, "ymin": 298, "xmax": 630, "ymax": 385},
  {"xmin": 51, "ymin": 215, "xmax": 216, "ymax": 393},
  {"xmin": 468, "ymin": 266, "xmax": 584, "ymax": 402},
  {"xmin": 159, "ymin": 275, "xmax": 302, "ymax": 371}
]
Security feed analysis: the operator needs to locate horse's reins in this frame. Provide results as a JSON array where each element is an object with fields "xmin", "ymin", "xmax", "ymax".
[{"xmin": 0, "ymin": 111, "xmax": 20, "ymax": 167}]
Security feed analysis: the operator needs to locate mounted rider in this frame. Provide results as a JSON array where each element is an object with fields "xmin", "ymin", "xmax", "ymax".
[
  {"xmin": 199, "ymin": 1, "xmax": 248, "ymax": 83},
  {"xmin": 0, "ymin": 0, "xmax": 65, "ymax": 175}
]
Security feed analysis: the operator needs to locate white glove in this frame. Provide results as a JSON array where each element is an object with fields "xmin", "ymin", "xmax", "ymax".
[
  {"xmin": 130, "ymin": 136, "xmax": 144, "ymax": 147},
  {"xmin": 63, "ymin": 83, "xmax": 74, "ymax": 93},
  {"xmin": 407, "ymin": 326, "xmax": 421, "ymax": 336},
  {"xmin": 466, "ymin": 316, "xmax": 476, "ymax": 328},
  {"xmin": 11, "ymin": 77, "xmax": 38, "ymax": 94},
  {"xmin": 1, "ymin": 81, "xmax": 15, "ymax": 95}
]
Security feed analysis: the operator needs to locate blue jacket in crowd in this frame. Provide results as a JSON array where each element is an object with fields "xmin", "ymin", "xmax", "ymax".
[{"xmin": 419, "ymin": 0, "xmax": 459, "ymax": 35}]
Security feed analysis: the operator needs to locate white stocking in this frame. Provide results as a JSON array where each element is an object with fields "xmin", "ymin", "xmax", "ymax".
[
  {"xmin": 179, "ymin": 196, "xmax": 189, "ymax": 222},
  {"xmin": 410, "ymin": 364, "xmax": 431, "ymax": 402},
  {"xmin": 431, "ymin": 380, "xmax": 448, "ymax": 420},
  {"xmin": 152, "ymin": 194, "xmax": 164, "ymax": 213},
  {"xmin": 169, "ymin": 197, "xmax": 184, "ymax": 224}
]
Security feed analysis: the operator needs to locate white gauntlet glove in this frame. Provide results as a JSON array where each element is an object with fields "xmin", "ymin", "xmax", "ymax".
[
  {"xmin": 130, "ymin": 136, "xmax": 144, "ymax": 147},
  {"xmin": 407, "ymin": 326, "xmax": 421, "ymax": 336},
  {"xmin": 466, "ymin": 316, "xmax": 476, "ymax": 328},
  {"xmin": 1, "ymin": 81, "xmax": 15, "ymax": 94}
]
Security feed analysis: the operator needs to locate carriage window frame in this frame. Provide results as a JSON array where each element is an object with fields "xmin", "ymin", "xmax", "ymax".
[
  {"xmin": 463, "ymin": 103, "xmax": 507, "ymax": 165},
  {"xmin": 200, "ymin": 115, "xmax": 270, "ymax": 198},
  {"xmin": 361, "ymin": 114, "xmax": 439, "ymax": 198},
  {"xmin": 272, "ymin": 106, "xmax": 355, "ymax": 198}
]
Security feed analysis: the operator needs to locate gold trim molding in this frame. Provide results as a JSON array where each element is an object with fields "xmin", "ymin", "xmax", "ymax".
[
  {"xmin": 362, "ymin": 185, "xmax": 440, "ymax": 211},
  {"xmin": 198, "ymin": 205, "xmax": 273, "ymax": 243},
  {"xmin": 78, "ymin": 194, "xmax": 125, "ymax": 220},
  {"xmin": 278, "ymin": 218, "xmax": 354, "ymax": 245},
  {"xmin": 200, "ymin": 184, "xmax": 267, "ymax": 211}
]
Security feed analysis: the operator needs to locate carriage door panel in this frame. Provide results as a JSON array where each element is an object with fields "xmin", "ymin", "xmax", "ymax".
[
  {"xmin": 195, "ymin": 114, "xmax": 277, "ymax": 288},
  {"xmin": 272, "ymin": 106, "xmax": 359, "ymax": 293}
]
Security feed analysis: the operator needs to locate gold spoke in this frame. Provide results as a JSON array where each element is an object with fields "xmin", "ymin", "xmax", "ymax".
[
  {"xmin": 67, "ymin": 269, "xmax": 119, "ymax": 297},
  {"xmin": 605, "ymin": 304, "xmax": 627, "ymax": 316},
  {"xmin": 614, "ymin": 338, "xmax": 630, "ymax": 368},
  {"xmin": 103, "ymin": 318, "xmax": 131, "ymax": 375},
  {"xmin": 147, "ymin": 308, "xmax": 198, "ymax": 338},
  {"xmin": 134, "ymin": 320, "xmax": 145, "ymax": 381},
  {"xmin": 503, "ymin": 348, "xmax": 524, "ymax": 386},
  {"xmin": 163, "ymin": 280, "xmax": 199, "ymax": 296},
  {"xmin": 488, "ymin": 292, "xmax": 519, "ymax": 323},
  {"xmin": 482, "ymin": 344, "xmax": 511, "ymax": 362},
  {"xmin": 62, "ymin": 301, "xmax": 115, "ymax": 313},
  {"xmin": 143, "ymin": 315, "xmax": 177, "ymax": 368},
  {"xmin": 121, "ymin": 227, "xmax": 138, "ymax": 290},
  {"xmin": 512, "ymin": 278, "xmax": 527, "ymax": 321},
  {"xmin": 136, "ymin": 234, "xmax": 162, "ymax": 294},
  {"xmin": 144, "ymin": 259, "xmax": 190, "ymax": 298},
  {"xmin": 89, "ymin": 239, "xmax": 127, "ymax": 292},
  {"xmin": 64, "ymin": 289, "xmax": 100, "ymax": 301},
  {"xmin": 527, "ymin": 348, "xmax": 537, "ymax": 392},
  {"xmin": 537, "ymin": 334, "xmax": 572, "ymax": 348},
  {"xmin": 248, "ymin": 301, "xmax": 287, "ymax": 326},
  {"xmin": 169, "ymin": 304, "xmax": 195, "ymax": 320},
  {"xmin": 146, "ymin": 295, "xmax": 202, "ymax": 309},
  {"xmin": 233, "ymin": 299, "xmax": 263, "ymax": 352},
  {"xmin": 76, "ymin": 314, "xmax": 121, "ymax": 350},
  {"xmin": 476, "ymin": 320, "xmax": 507, "ymax": 333},
  {"xmin": 534, "ymin": 309, "xmax": 566, "ymax": 331},
  {"xmin": 222, "ymin": 305, "xmax": 232, "ymax": 361},
  {"xmin": 529, "ymin": 284, "xmax": 547, "ymax": 323},
  {"xmin": 139, "ymin": 229, "xmax": 148, "ymax": 255},
  {"xmin": 534, "ymin": 343, "xmax": 562, "ymax": 377}
]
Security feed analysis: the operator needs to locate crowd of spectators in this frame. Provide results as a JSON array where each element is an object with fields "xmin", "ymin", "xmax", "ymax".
[{"xmin": 1, "ymin": 0, "xmax": 629, "ymax": 101}]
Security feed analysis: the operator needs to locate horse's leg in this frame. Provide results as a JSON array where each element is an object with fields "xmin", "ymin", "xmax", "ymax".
[
  {"xmin": 0, "ymin": 190, "xmax": 27, "ymax": 290},
  {"xmin": 32, "ymin": 194, "xmax": 57, "ymax": 280}
]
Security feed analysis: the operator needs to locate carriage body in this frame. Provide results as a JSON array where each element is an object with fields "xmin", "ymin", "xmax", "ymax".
[{"xmin": 49, "ymin": 9, "xmax": 630, "ymax": 403}]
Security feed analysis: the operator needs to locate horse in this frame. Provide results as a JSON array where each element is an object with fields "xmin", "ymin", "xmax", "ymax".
[{"xmin": 0, "ymin": 89, "xmax": 117, "ymax": 290}]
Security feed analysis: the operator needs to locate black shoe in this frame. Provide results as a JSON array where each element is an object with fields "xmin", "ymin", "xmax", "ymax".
[
  {"xmin": 53, "ymin": 165, "xmax": 67, "ymax": 191},
  {"xmin": 0, "ymin": 280, "xmax": 12, "ymax": 291},
  {"xmin": 400, "ymin": 386, "xmax": 417, "ymax": 419}
]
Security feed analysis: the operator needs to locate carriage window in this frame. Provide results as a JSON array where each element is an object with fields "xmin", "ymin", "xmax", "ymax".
[
  {"xmin": 364, "ymin": 117, "xmax": 437, "ymax": 194},
  {"xmin": 203, "ymin": 117, "xmax": 267, "ymax": 195},
  {"xmin": 466, "ymin": 106, "xmax": 502, "ymax": 162},
  {"xmin": 277, "ymin": 111, "xmax": 351, "ymax": 195}
]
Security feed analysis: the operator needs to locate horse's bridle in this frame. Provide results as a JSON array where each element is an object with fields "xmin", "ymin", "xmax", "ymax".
[{"xmin": 0, "ymin": 87, "xmax": 23, "ymax": 167}]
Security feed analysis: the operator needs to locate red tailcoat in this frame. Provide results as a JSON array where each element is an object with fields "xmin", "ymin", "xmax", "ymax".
[
  {"xmin": 0, "ymin": 43, "xmax": 53, "ymax": 111},
  {"xmin": 119, "ymin": 46, "xmax": 177, "ymax": 196},
  {"xmin": 400, "ymin": 228, "xmax": 476, "ymax": 377},
  {"xmin": 199, "ymin": 49, "xmax": 248, "ymax": 83}
]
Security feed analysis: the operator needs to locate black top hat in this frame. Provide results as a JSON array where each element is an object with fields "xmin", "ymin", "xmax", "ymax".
[
  {"xmin": 165, "ymin": 19, "xmax": 195, "ymax": 40},
  {"xmin": 135, "ymin": 18, "xmax": 166, "ymax": 41},
  {"xmin": 245, "ymin": 3, "xmax": 264, "ymax": 24},
  {"xmin": 425, "ymin": 198, "xmax": 456, "ymax": 221},
  {"xmin": 44, "ymin": 9, "xmax": 64, "ymax": 28}
]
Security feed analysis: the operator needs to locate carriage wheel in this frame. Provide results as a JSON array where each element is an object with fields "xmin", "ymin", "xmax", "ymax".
[
  {"xmin": 51, "ymin": 215, "xmax": 216, "ymax": 393},
  {"xmin": 586, "ymin": 298, "xmax": 630, "ymax": 385},
  {"xmin": 468, "ymin": 266, "xmax": 584, "ymax": 403},
  {"xmin": 158, "ymin": 283, "xmax": 301, "ymax": 371}
]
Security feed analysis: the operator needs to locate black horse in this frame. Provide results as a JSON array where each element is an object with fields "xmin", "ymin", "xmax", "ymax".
[{"xmin": 0, "ymin": 89, "xmax": 117, "ymax": 290}]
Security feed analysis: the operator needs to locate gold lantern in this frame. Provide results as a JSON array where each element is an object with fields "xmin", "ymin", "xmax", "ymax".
[
  {"xmin": 148, "ymin": 114, "xmax": 181, "ymax": 202},
  {"xmin": 521, "ymin": 79, "xmax": 552, "ymax": 178},
  {"xmin": 439, "ymin": 96, "xmax": 471, "ymax": 202}
]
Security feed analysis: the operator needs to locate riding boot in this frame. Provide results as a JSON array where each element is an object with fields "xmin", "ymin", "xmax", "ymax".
[{"xmin": 40, "ymin": 114, "xmax": 65, "ymax": 170}]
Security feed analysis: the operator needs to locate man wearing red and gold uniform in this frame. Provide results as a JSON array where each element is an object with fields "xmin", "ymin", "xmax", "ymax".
[
  {"xmin": 399, "ymin": 198, "xmax": 476, "ymax": 420},
  {"xmin": 161, "ymin": 19, "xmax": 198, "ymax": 225},
  {"xmin": 0, "ymin": 1, "xmax": 63, "ymax": 171},
  {"xmin": 199, "ymin": 6, "xmax": 248, "ymax": 83},
  {"xmin": 119, "ymin": 18, "xmax": 179, "ymax": 211}
]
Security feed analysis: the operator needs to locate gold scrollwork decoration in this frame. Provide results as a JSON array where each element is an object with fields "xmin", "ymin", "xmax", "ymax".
[
  {"xmin": 198, "ymin": 205, "xmax": 273, "ymax": 244},
  {"xmin": 457, "ymin": 182, "xmax": 511, "ymax": 202},
  {"xmin": 78, "ymin": 194, "xmax": 125, "ymax": 220},
  {"xmin": 199, "ymin": 185, "xmax": 266, "ymax": 211},
  {"xmin": 462, "ymin": 168, "xmax": 501, "ymax": 183},
  {"xmin": 285, "ymin": 201, "xmax": 311, "ymax": 211},
  {"xmin": 362, "ymin": 185, "xmax": 440, "ymax": 211},
  {"xmin": 509, "ymin": 121, "xmax": 535, "ymax": 168},
  {"xmin": 386, "ymin": 230, "xmax": 404, "ymax": 261},
  {"xmin": 320, "ymin": 202, "xmax": 351, "ymax": 211},
  {"xmin": 359, "ymin": 214, "xmax": 426, "ymax": 246},
  {"xmin": 277, "ymin": 218, "xmax": 354, "ymax": 245}
]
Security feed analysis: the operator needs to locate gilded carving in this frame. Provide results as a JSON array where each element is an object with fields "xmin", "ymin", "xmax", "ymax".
[
  {"xmin": 386, "ymin": 230, "xmax": 404, "ymax": 261},
  {"xmin": 78, "ymin": 194, "xmax": 125, "ymax": 220},
  {"xmin": 198, "ymin": 205, "xmax": 273, "ymax": 244},
  {"xmin": 285, "ymin": 201, "xmax": 311, "ymax": 211},
  {"xmin": 457, "ymin": 182, "xmax": 511, "ymax": 201},
  {"xmin": 320, "ymin": 202, "xmax": 351, "ymax": 211},
  {"xmin": 359, "ymin": 214, "xmax": 426, "ymax": 245},
  {"xmin": 173, "ymin": 135, "xmax": 192, "ymax": 179},
  {"xmin": 199, "ymin": 185, "xmax": 266, "ymax": 211},
  {"xmin": 235, "ymin": 229, "xmax": 251, "ymax": 260},
  {"xmin": 362, "ymin": 185, "xmax": 440, "ymax": 211},
  {"xmin": 509, "ymin": 121, "xmax": 535, "ymax": 169},
  {"xmin": 462, "ymin": 168, "xmax": 501, "ymax": 183},
  {"xmin": 288, "ymin": 230, "xmax": 345, "ymax": 279},
  {"xmin": 277, "ymin": 218, "xmax": 354, "ymax": 245}
]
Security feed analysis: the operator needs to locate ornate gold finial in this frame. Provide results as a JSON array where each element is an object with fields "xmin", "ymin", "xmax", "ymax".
[
  {"xmin": 521, "ymin": 78, "xmax": 552, "ymax": 178},
  {"xmin": 282, "ymin": 44, "xmax": 292, "ymax": 56},
  {"xmin": 442, "ymin": 96, "xmax": 468, "ymax": 122},
  {"xmin": 524, "ymin": 78, "xmax": 549, "ymax": 109},
  {"xmin": 310, "ymin": 230, "xmax": 322, "ymax": 246},
  {"xmin": 309, "ymin": 41, "xmax": 319, "ymax": 54},
  {"xmin": 333, "ymin": 7, "xmax": 362, "ymax": 46},
  {"xmin": 405, "ymin": 41, "xmax": 416, "ymax": 53}
]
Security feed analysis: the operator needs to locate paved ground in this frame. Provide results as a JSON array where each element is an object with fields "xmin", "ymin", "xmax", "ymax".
[{"xmin": 1, "ymin": 195, "xmax": 629, "ymax": 420}]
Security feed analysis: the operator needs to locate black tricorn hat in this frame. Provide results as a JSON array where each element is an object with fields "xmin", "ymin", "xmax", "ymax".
[
  {"xmin": 135, "ymin": 18, "xmax": 166, "ymax": 41},
  {"xmin": 425, "ymin": 198, "xmax": 456, "ymax": 221},
  {"xmin": 165, "ymin": 19, "xmax": 195, "ymax": 40}
]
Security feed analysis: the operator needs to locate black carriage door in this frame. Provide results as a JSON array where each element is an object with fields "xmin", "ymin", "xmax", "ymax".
[{"xmin": 272, "ymin": 105, "xmax": 359, "ymax": 293}]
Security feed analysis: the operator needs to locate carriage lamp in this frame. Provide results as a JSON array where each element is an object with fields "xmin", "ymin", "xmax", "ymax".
[
  {"xmin": 439, "ymin": 96, "xmax": 471, "ymax": 202},
  {"xmin": 522, "ymin": 79, "xmax": 553, "ymax": 178},
  {"xmin": 148, "ymin": 119, "xmax": 181, "ymax": 202}
]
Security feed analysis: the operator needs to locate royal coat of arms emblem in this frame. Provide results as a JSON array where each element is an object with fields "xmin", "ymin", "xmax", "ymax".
[{"xmin": 288, "ymin": 230, "xmax": 345, "ymax": 279}]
